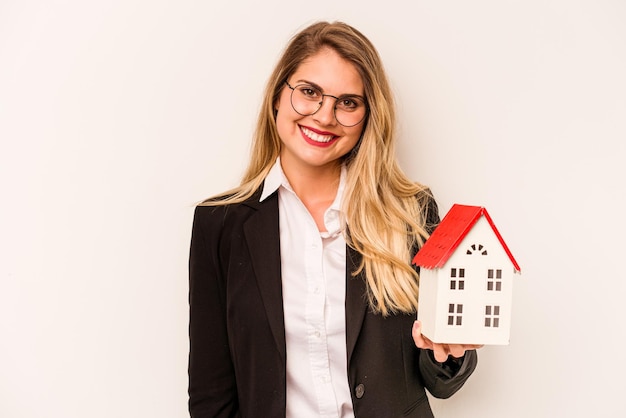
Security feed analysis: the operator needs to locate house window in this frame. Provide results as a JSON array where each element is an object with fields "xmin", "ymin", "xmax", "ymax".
[
  {"xmin": 447, "ymin": 303, "xmax": 463, "ymax": 326},
  {"xmin": 450, "ymin": 268, "xmax": 465, "ymax": 290},
  {"xmin": 466, "ymin": 244, "xmax": 488, "ymax": 255},
  {"xmin": 484, "ymin": 305, "xmax": 501, "ymax": 327},
  {"xmin": 487, "ymin": 269, "xmax": 502, "ymax": 291}
]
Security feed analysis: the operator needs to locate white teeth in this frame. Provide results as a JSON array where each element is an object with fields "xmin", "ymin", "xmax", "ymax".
[{"xmin": 301, "ymin": 126, "xmax": 335, "ymax": 143}]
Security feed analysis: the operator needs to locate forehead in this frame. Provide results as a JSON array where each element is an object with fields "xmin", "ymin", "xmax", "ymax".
[{"xmin": 291, "ymin": 48, "xmax": 363, "ymax": 96}]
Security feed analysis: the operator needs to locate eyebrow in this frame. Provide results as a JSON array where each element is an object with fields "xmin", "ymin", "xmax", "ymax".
[{"xmin": 294, "ymin": 79, "xmax": 365, "ymax": 100}]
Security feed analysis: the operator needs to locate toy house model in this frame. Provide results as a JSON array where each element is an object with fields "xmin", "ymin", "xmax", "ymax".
[{"xmin": 413, "ymin": 204, "xmax": 521, "ymax": 345}]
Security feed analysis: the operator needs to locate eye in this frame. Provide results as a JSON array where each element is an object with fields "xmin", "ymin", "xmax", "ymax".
[
  {"xmin": 337, "ymin": 96, "xmax": 362, "ymax": 111},
  {"xmin": 297, "ymin": 85, "xmax": 321, "ymax": 99}
]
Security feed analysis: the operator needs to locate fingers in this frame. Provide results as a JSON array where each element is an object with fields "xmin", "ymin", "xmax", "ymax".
[
  {"xmin": 412, "ymin": 321, "xmax": 432, "ymax": 349},
  {"xmin": 413, "ymin": 321, "xmax": 454, "ymax": 361},
  {"xmin": 413, "ymin": 322, "xmax": 450, "ymax": 362},
  {"xmin": 444, "ymin": 343, "xmax": 483, "ymax": 360},
  {"xmin": 432, "ymin": 344, "xmax": 449, "ymax": 362},
  {"xmin": 412, "ymin": 321, "xmax": 483, "ymax": 362},
  {"xmin": 448, "ymin": 344, "xmax": 466, "ymax": 359}
]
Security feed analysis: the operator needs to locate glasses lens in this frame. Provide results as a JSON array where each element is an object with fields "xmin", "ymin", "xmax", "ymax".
[
  {"xmin": 290, "ymin": 84, "xmax": 323, "ymax": 116},
  {"xmin": 334, "ymin": 96, "xmax": 367, "ymax": 127},
  {"xmin": 290, "ymin": 83, "xmax": 367, "ymax": 127}
]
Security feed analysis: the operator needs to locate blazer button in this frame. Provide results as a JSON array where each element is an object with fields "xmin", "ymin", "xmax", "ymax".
[{"xmin": 355, "ymin": 383, "xmax": 365, "ymax": 399}]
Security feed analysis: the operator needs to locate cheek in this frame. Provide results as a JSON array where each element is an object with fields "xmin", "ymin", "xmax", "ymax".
[
  {"xmin": 275, "ymin": 88, "xmax": 291, "ymax": 113},
  {"xmin": 348, "ymin": 125, "xmax": 365, "ymax": 142},
  {"xmin": 274, "ymin": 97, "xmax": 299, "ymax": 142},
  {"xmin": 275, "ymin": 95, "xmax": 297, "ymax": 127},
  {"xmin": 344, "ymin": 126, "xmax": 365, "ymax": 153}
]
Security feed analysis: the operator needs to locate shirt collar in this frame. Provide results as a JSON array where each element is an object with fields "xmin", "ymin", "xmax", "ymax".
[{"xmin": 260, "ymin": 157, "xmax": 289, "ymax": 202}]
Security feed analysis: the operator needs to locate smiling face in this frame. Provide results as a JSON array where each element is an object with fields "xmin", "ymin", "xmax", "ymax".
[{"xmin": 275, "ymin": 47, "xmax": 366, "ymax": 178}]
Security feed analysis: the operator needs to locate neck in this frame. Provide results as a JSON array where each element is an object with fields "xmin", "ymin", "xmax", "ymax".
[
  {"xmin": 285, "ymin": 165, "xmax": 341, "ymax": 198},
  {"xmin": 279, "ymin": 160, "xmax": 342, "ymax": 231},
  {"xmin": 284, "ymin": 162, "xmax": 340, "ymax": 199}
]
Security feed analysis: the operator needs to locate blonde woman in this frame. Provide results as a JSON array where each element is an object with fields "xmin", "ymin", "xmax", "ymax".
[{"xmin": 188, "ymin": 21, "xmax": 479, "ymax": 418}]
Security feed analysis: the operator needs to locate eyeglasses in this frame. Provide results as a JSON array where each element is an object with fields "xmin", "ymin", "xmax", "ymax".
[{"xmin": 285, "ymin": 81, "xmax": 368, "ymax": 127}]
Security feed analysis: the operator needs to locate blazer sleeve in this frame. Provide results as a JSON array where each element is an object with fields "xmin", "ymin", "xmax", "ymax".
[
  {"xmin": 188, "ymin": 206, "xmax": 239, "ymax": 417},
  {"xmin": 418, "ymin": 349, "xmax": 478, "ymax": 399}
]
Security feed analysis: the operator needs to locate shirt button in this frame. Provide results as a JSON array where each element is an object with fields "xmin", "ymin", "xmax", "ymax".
[{"xmin": 355, "ymin": 383, "xmax": 365, "ymax": 399}]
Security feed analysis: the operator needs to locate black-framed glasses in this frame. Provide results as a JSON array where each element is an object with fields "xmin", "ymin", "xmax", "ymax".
[{"xmin": 285, "ymin": 81, "xmax": 368, "ymax": 127}]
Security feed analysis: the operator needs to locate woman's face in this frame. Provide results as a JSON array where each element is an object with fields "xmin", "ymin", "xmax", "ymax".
[{"xmin": 275, "ymin": 47, "xmax": 365, "ymax": 176}]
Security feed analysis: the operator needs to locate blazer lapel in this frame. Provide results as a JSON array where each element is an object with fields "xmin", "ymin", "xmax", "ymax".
[
  {"xmin": 345, "ymin": 245, "xmax": 367, "ymax": 364},
  {"xmin": 243, "ymin": 191, "xmax": 286, "ymax": 360}
]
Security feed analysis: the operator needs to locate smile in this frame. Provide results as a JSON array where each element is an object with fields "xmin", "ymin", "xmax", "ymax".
[{"xmin": 300, "ymin": 126, "xmax": 337, "ymax": 144}]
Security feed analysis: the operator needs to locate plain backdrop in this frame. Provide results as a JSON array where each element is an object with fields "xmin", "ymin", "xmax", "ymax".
[{"xmin": 1, "ymin": 0, "xmax": 625, "ymax": 417}]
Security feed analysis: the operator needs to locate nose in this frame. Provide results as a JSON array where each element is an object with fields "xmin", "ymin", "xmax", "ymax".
[{"xmin": 313, "ymin": 96, "xmax": 337, "ymax": 126}]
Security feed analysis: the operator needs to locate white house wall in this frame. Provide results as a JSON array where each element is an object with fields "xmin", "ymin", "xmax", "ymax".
[{"xmin": 417, "ymin": 267, "xmax": 439, "ymax": 340}]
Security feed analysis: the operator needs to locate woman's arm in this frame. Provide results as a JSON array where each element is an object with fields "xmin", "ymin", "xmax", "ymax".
[
  {"xmin": 188, "ymin": 206, "xmax": 239, "ymax": 417},
  {"xmin": 412, "ymin": 320, "xmax": 479, "ymax": 398}
]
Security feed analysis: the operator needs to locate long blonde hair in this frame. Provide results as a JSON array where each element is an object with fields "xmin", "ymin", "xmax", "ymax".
[{"xmin": 204, "ymin": 21, "xmax": 433, "ymax": 316}]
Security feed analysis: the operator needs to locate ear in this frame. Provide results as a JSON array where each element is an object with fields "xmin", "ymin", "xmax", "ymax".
[{"xmin": 273, "ymin": 97, "xmax": 281, "ymax": 118}]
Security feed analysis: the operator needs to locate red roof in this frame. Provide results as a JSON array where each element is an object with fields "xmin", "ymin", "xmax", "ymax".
[{"xmin": 412, "ymin": 204, "xmax": 521, "ymax": 272}]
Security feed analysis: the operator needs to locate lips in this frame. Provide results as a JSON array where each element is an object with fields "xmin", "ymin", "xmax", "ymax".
[{"xmin": 299, "ymin": 125, "xmax": 338, "ymax": 146}]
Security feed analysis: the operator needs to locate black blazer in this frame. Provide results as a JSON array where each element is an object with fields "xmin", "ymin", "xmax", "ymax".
[{"xmin": 188, "ymin": 189, "xmax": 477, "ymax": 418}]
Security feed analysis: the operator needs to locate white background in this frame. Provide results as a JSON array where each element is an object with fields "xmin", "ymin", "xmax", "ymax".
[{"xmin": 1, "ymin": 1, "xmax": 625, "ymax": 417}]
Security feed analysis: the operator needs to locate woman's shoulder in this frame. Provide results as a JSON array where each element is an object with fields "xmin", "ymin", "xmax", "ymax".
[
  {"xmin": 193, "ymin": 187, "xmax": 269, "ymax": 225},
  {"xmin": 199, "ymin": 185, "xmax": 264, "ymax": 207}
]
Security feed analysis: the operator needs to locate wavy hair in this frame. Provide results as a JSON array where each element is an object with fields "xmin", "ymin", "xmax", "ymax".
[{"xmin": 203, "ymin": 21, "xmax": 433, "ymax": 315}]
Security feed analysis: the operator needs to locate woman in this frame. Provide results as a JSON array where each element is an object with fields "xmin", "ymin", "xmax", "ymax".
[{"xmin": 189, "ymin": 21, "xmax": 480, "ymax": 418}]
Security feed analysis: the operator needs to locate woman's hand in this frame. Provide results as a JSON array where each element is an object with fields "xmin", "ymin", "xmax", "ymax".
[{"xmin": 412, "ymin": 320, "xmax": 483, "ymax": 363}]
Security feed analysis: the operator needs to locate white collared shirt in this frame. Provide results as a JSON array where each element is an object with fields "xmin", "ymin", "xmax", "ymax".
[{"xmin": 260, "ymin": 158, "xmax": 355, "ymax": 418}]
